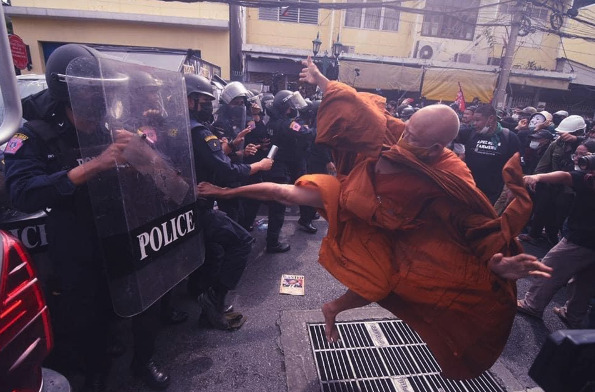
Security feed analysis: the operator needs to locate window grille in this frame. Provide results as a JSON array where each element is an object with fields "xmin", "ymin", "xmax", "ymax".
[
  {"xmin": 421, "ymin": 0, "xmax": 479, "ymax": 41},
  {"xmin": 258, "ymin": 0, "xmax": 319, "ymax": 25}
]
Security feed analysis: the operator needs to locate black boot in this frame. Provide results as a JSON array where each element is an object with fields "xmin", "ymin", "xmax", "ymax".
[
  {"xmin": 131, "ymin": 359, "xmax": 170, "ymax": 390},
  {"xmin": 198, "ymin": 287, "xmax": 228, "ymax": 329}
]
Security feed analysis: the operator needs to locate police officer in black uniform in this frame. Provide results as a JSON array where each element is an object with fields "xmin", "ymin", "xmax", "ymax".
[
  {"xmin": 184, "ymin": 74, "xmax": 272, "ymax": 329},
  {"xmin": 3, "ymin": 44, "xmax": 123, "ymax": 392},
  {"xmin": 239, "ymin": 93, "xmax": 272, "ymax": 232},
  {"xmin": 298, "ymin": 99, "xmax": 335, "ymax": 232},
  {"xmin": 3, "ymin": 45, "xmax": 171, "ymax": 392},
  {"xmin": 263, "ymin": 90, "xmax": 315, "ymax": 252}
]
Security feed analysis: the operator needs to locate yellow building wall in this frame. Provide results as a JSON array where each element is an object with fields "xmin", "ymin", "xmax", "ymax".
[
  {"xmin": 11, "ymin": 17, "xmax": 230, "ymax": 78},
  {"xmin": 12, "ymin": 0, "xmax": 228, "ymax": 20},
  {"xmin": 246, "ymin": 7, "xmax": 326, "ymax": 52},
  {"xmin": 245, "ymin": 2, "xmax": 420, "ymax": 58},
  {"xmin": 10, "ymin": 0, "xmax": 230, "ymax": 78},
  {"xmin": 510, "ymin": 33, "xmax": 561, "ymax": 70}
]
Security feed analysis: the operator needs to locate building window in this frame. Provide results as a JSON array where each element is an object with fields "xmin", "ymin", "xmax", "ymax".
[
  {"xmin": 259, "ymin": 0, "xmax": 318, "ymax": 25},
  {"xmin": 499, "ymin": 3, "xmax": 548, "ymax": 22},
  {"xmin": 344, "ymin": 0, "xmax": 399, "ymax": 32},
  {"xmin": 421, "ymin": 0, "xmax": 479, "ymax": 40}
]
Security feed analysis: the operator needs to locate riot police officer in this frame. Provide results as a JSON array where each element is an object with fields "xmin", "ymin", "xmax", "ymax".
[
  {"xmin": 239, "ymin": 92, "xmax": 272, "ymax": 232},
  {"xmin": 4, "ymin": 45, "xmax": 174, "ymax": 392},
  {"xmin": 213, "ymin": 81, "xmax": 251, "ymax": 151},
  {"xmin": 184, "ymin": 74, "xmax": 271, "ymax": 328},
  {"xmin": 3, "ymin": 44, "xmax": 133, "ymax": 392},
  {"xmin": 263, "ymin": 89, "xmax": 314, "ymax": 252},
  {"xmin": 299, "ymin": 99, "xmax": 335, "ymax": 232}
]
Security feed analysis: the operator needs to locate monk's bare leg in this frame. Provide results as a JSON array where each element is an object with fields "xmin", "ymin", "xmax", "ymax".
[{"xmin": 322, "ymin": 289, "xmax": 371, "ymax": 343}]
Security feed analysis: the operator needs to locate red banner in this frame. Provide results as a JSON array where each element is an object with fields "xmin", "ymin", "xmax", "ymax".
[{"xmin": 454, "ymin": 82, "xmax": 466, "ymax": 112}]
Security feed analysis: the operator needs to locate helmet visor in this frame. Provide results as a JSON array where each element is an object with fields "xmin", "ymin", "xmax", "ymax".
[{"xmin": 284, "ymin": 91, "xmax": 308, "ymax": 110}]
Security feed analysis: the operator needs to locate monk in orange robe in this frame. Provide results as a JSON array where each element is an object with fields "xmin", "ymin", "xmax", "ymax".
[{"xmin": 196, "ymin": 58, "xmax": 551, "ymax": 379}]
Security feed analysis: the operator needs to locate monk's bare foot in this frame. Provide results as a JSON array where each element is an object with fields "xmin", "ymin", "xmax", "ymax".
[{"xmin": 322, "ymin": 302, "xmax": 339, "ymax": 343}]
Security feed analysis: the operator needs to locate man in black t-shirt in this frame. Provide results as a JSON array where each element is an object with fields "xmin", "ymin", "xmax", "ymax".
[
  {"xmin": 460, "ymin": 104, "xmax": 521, "ymax": 204},
  {"xmin": 517, "ymin": 162, "xmax": 595, "ymax": 328}
]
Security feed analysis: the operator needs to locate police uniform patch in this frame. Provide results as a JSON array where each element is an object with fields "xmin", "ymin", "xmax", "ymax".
[
  {"xmin": 4, "ymin": 133, "xmax": 28, "ymax": 155},
  {"xmin": 204, "ymin": 135, "xmax": 221, "ymax": 151}
]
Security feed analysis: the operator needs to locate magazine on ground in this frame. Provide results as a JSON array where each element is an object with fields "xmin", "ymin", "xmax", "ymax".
[{"xmin": 279, "ymin": 274, "xmax": 305, "ymax": 296}]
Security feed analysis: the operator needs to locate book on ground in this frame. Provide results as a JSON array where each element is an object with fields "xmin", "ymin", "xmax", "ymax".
[{"xmin": 279, "ymin": 274, "xmax": 305, "ymax": 296}]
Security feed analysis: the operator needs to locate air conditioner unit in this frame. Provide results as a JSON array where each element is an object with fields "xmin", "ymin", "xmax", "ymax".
[
  {"xmin": 342, "ymin": 45, "xmax": 356, "ymax": 54},
  {"xmin": 413, "ymin": 41, "xmax": 440, "ymax": 60}
]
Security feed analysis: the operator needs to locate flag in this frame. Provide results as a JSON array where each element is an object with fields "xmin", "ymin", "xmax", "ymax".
[{"xmin": 454, "ymin": 82, "xmax": 466, "ymax": 112}]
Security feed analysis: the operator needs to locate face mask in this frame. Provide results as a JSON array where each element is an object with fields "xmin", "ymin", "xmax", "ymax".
[
  {"xmin": 575, "ymin": 165, "xmax": 581, "ymax": 171},
  {"xmin": 397, "ymin": 134, "xmax": 435, "ymax": 161},
  {"xmin": 196, "ymin": 101, "xmax": 213, "ymax": 122},
  {"xmin": 479, "ymin": 126, "xmax": 491, "ymax": 134},
  {"xmin": 512, "ymin": 114, "xmax": 519, "ymax": 121},
  {"xmin": 529, "ymin": 117, "xmax": 544, "ymax": 128},
  {"xmin": 529, "ymin": 140, "xmax": 541, "ymax": 149}
]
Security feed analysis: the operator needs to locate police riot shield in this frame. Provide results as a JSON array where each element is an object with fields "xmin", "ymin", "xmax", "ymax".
[{"xmin": 66, "ymin": 56, "xmax": 204, "ymax": 317}]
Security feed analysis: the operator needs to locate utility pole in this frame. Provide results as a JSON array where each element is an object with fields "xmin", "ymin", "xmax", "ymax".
[
  {"xmin": 493, "ymin": 1, "xmax": 524, "ymax": 109},
  {"xmin": 229, "ymin": 4, "xmax": 243, "ymax": 81}
]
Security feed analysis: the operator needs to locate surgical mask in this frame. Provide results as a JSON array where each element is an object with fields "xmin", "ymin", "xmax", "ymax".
[
  {"xmin": 397, "ymin": 134, "xmax": 435, "ymax": 161},
  {"xmin": 479, "ymin": 126, "xmax": 491, "ymax": 134},
  {"xmin": 574, "ymin": 165, "xmax": 581, "ymax": 171},
  {"xmin": 512, "ymin": 114, "xmax": 519, "ymax": 121},
  {"xmin": 529, "ymin": 140, "xmax": 541, "ymax": 150}
]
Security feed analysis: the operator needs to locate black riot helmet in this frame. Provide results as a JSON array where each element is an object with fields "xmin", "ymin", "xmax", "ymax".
[
  {"xmin": 184, "ymin": 74, "xmax": 215, "ymax": 100},
  {"xmin": 399, "ymin": 105, "xmax": 415, "ymax": 120},
  {"xmin": 261, "ymin": 92, "xmax": 275, "ymax": 115},
  {"xmin": 45, "ymin": 43, "xmax": 104, "ymax": 103},
  {"xmin": 184, "ymin": 74, "xmax": 215, "ymax": 123},
  {"xmin": 272, "ymin": 90, "xmax": 308, "ymax": 118},
  {"xmin": 129, "ymin": 70, "xmax": 166, "ymax": 119}
]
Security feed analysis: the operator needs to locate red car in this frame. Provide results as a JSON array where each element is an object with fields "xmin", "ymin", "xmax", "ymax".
[{"xmin": 0, "ymin": 228, "xmax": 68, "ymax": 392}]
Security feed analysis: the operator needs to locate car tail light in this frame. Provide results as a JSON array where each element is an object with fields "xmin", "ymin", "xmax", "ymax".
[{"xmin": 0, "ymin": 231, "xmax": 52, "ymax": 352}]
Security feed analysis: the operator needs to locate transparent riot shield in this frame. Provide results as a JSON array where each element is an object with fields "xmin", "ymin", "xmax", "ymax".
[{"xmin": 67, "ymin": 56, "xmax": 204, "ymax": 316}]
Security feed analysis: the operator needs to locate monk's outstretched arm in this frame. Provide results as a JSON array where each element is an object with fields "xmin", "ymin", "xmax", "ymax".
[{"xmin": 196, "ymin": 181, "xmax": 324, "ymax": 208}]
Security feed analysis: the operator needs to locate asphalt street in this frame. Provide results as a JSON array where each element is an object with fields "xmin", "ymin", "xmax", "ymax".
[{"xmin": 100, "ymin": 212, "xmax": 573, "ymax": 392}]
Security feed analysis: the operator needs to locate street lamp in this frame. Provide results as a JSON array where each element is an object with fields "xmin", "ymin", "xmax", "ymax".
[
  {"xmin": 311, "ymin": 32, "xmax": 343, "ymax": 80},
  {"xmin": 332, "ymin": 33, "xmax": 343, "ymax": 59},
  {"xmin": 312, "ymin": 32, "xmax": 322, "ymax": 57}
]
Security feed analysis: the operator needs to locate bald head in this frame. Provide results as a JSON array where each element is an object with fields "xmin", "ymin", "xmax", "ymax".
[{"xmin": 406, "ymin": 105, "xmax": 460, "ymax": 148}]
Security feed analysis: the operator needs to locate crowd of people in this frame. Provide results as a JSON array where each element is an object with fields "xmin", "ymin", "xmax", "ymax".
[{"xmin": 1, "ymin": 44, "xmax": 592, "ymax": 390}]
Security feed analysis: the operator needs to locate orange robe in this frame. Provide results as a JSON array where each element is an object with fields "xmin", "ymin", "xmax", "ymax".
[{"xmin": 295, "ymin": 81, "xmax": 531, "ymax": 379}]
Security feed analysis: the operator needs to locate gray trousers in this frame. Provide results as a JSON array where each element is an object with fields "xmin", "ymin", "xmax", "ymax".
[{"xmin": 523, "ymin": 237, "xmax": 595, "ymax": 327}]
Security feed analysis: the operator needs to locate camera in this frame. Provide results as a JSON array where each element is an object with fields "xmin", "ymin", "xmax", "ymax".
[{"xmin": 577, "ymin": 154, "xmax": 595, "ymax": 171}]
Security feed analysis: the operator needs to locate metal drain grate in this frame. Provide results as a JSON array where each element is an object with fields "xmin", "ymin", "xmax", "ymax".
[{"xmin": 308, "ymin": 320, "xmax": 506, "ymax": 392}]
